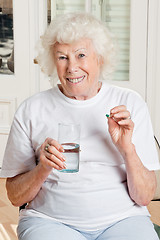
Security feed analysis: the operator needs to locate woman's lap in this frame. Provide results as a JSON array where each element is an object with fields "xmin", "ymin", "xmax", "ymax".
[
  {"xmin": 17, "ymin": 215, "xmax": 159, "ymax": 240},
  {"xmin": 96, "ymin": 216, "xmax": 159, "ymax": 240},
  {"xmin": 17, "ymin": 217, "xmax": 87, "ymax": 240}
]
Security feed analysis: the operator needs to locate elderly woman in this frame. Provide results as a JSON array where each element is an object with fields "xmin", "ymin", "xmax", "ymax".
[{"xmin": 0, "ymin": 13, "xmax": 160, "ymax": 240}]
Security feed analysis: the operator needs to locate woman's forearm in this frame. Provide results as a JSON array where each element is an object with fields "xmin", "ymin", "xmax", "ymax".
[
  {"xmin": 6, "ymin": 138, "xmax": 66, "ymax": 207},
  {"xmin": 6, "ymin": 162, "xmax": 52, "ymax": 207},
  {"xmin": 124, "ymin": 144, "xmax": 157, "ymax": 206}
]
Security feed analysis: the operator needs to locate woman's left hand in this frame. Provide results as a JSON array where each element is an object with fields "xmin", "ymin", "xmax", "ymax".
[{"xmin": 107, "ymin": 105, "xmax": 134, "ymax": 156}]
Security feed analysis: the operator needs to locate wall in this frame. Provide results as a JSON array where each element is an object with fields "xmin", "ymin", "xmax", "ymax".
[{"xmin": 147, "ymin": 0, "xmax": 160, "ymax": 143}]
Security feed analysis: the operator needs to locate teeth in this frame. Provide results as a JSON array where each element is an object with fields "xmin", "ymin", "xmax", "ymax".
[{"xmin": 67, "ymin": 76, "xmax": 84, "ymax": 83}]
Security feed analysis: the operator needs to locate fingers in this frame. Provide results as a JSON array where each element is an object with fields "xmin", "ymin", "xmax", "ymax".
[
  {"xmin": 44, "ymin": 138, "xmax": 64, "ymax": 152},
  {"xmin": 110, "ymin": 105, "xmax": 130, "ymax": 119},
  {"xmin": 40, "ymin": 138, "xmax": 66, "ymax": 171},
  {"xmin": 110, "ymin": 105, "xmax": 130, "ymax": 121},
  {"xmin": 40, "ymin": 154, "xmax": 66, "ymax": 171},
  {"xmin": 107, "ymin": 105, "xmax": 134, "ymax": 129}
]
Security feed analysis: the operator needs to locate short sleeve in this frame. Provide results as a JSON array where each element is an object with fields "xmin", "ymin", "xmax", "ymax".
[
  {"xmin": 0, "ymin": 102, "xmax": 36, "ymax": 178},
  {"xmin": 130, "ymin": 93, "xmax": 160, "ymax": 170}
]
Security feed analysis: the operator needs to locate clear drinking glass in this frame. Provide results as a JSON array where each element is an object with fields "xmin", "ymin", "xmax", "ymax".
[{"xmin": 58, "ymin": 123, "xmax": 80, "ymax": 173}]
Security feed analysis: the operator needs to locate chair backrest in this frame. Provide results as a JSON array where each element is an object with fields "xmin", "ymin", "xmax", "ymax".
[
  {"xmin": 19, "ymin": 203, "xmax": 27, "ymax": 211},
  {"xmin": 153, "ymin": 136, "xmax": 160, "ymax": 200}
]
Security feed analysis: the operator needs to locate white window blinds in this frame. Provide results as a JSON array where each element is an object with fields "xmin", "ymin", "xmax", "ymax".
[
  {"xmin": 100, "ymin": 0, "xmax": 130, "ymax": 81},
  {"xmin": 49, "ymin": 0, "xmax": 85, "ymax": 18},
  {"xmin": 48, "ymin": 0, "xmax": 130, "ymax": 81}
]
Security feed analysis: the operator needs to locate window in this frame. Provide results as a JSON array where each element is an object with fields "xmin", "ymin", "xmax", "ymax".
[
  {"xmin": 0, "ymin": 0, "xmax": 14, "ymax": 75},
  {"xmin": 48, "ymin": 0, "xmax": 85, "ymax": 20},
  {"xmin": 100, "ymin": 0, "xmax": 130, "ymax": 82}
]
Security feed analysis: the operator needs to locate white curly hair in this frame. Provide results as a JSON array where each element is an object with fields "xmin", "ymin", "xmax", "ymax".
[{"xmin": 36, "ymin": 12, "xmax": 117, "ymax": 86}]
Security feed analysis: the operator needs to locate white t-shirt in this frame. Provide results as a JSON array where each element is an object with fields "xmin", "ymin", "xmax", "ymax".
[{"xmin": 1, "ymin": 82, "xmax": 160, "ymax": 231}]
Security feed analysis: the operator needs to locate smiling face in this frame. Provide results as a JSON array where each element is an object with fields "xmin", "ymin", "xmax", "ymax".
[{"xmin": 53, "ymin": 39, "xmax": 102, "ymax": 100}]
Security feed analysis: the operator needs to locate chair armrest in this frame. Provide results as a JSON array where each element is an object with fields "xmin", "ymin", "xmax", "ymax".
[{"xmin": 153, "ymin": 170, "xmax": 160, "ymax": 200}]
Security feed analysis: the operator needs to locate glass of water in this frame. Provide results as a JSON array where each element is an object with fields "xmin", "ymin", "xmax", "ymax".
[{"xmin": 58, "ymin": 123, "xmax": 80, "ymax": 173}]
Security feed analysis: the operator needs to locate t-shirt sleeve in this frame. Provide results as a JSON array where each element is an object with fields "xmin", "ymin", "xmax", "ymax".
[
  {"xmin": 0, "ymin": 102, "xmax": 37, "ymax": 178},
  {"xmin": 129, "ymin": 93, "xmax": 160, "ymax": 171}
]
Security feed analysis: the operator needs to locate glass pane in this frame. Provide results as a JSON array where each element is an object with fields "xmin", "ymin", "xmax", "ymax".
[
  {"xmin": 48, "ymin": 0, "xmax": 85, "ymax": 23},
  {"xmin": 0, "ymin": 0, "xmax": 14, "ymax": 75},
  {"xmin": 97, "ymin": 0, "xmax": 130, "ymax": 81}
]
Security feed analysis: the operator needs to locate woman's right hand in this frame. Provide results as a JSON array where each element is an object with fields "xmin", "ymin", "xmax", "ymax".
[
  {"xmin": 6, "ymin": 137, "xmax": 66, "ymax": 207},
  {"xmin": 39, "ymin": 138, "xmax": 66, "ymax": 171}
]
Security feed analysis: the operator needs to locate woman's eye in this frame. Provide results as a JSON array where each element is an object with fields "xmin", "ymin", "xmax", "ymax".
[
  {"xmin": 59, "ymin": 56, "xmax": 67, "ymax": 60},
  {"xmin": 78, "ymin": 53, "xmax": 85, "ymax": 58}
]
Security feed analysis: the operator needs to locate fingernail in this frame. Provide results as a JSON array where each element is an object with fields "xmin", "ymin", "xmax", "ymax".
[
  {"xmin": 59, "ymin": 147, "xmax": 64, "ymax": 152},
  {"xmin": 106, "ymin": 114, "xmax": 110, "ymax": 118},
  {"xmin": 63, "ymin": 163, "xmax": 66, "ymax": 169},
  {"xmin": 110, "ymin": 109, "xmax": 116, "ymax": 114},
  {"xmin": 60, "ymin": 163, "xmax": 65, "ymax": 169}
]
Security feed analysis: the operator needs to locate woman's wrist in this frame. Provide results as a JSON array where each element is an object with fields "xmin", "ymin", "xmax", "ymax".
[
  {"xmin": 121, "ymin": 143, "xmax": 136, "ymax": 160},
  {"xmin": 37, "ymin": 161, "xmax": 53, "ymax": 177}
]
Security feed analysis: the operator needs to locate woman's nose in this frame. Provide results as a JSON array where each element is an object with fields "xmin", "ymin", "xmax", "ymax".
[{"xmin": 67, "ymin": 58, "xmax": 78, "ymax": 73}]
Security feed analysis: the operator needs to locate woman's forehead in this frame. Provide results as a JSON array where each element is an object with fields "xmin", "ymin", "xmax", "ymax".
[{"xmin": 53, "ymin": 39, "xmax": 94, "ymax": 53}]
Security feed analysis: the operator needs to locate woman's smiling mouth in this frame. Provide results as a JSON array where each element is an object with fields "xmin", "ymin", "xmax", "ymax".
[{"xmin": 66, "ymin": 76, "xmax": 85, "ymax": 84}]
